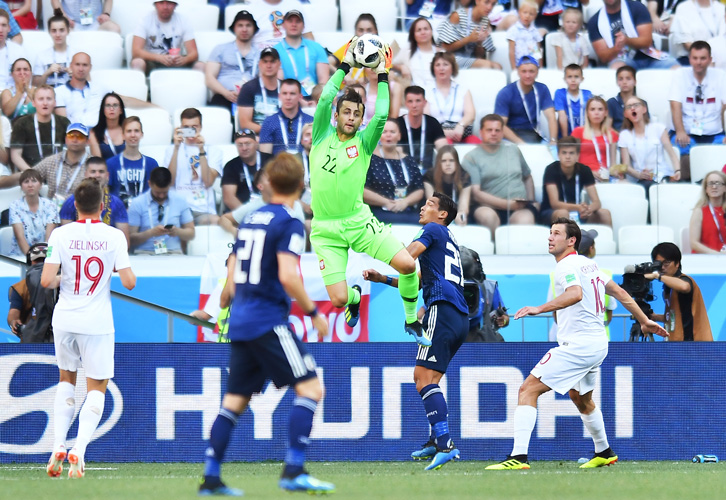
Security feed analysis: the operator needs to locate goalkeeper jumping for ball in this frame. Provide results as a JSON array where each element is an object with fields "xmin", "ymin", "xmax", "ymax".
[{"xmin": 310, "ymin": 36, "xmax": 428, "ymax": 345}]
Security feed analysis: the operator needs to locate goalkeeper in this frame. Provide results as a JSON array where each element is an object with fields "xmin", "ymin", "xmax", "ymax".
[{"xmin": 310, "ymin": 37, "xmax": 428, "ymax": 345}]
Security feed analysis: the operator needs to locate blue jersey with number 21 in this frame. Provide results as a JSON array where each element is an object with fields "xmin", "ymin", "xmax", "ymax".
[
  {"xmin": 414, "ymin": 223, "xmax": 468, "ymax": 315},
  {"xmin": 229, "ymin": 203, "xmax": 306, "ymax": 341}
]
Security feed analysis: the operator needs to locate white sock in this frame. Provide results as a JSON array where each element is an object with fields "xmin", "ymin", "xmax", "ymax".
[
  {"xmin": 581, "ymin": 408, "xmax": 609, "ymax": 453},
  {"xmin": 53, "ymin": 382, "xmax": 76, "ymax": 450},
  {"xmin": 75, "ymin": 390, "xmax": 105, "ymax": 457},
  {"xmin": 511, "ymin": 405, "xmax": 537, "ymax": 457}
]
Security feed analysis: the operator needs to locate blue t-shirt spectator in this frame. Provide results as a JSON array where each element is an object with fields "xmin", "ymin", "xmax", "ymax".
[
  {"xmin": 494, "ymin": 82, "xmax": 554, "ymax": 134},
  {"xmin": 60, "ymin": 192, "xmax": 128, "ymax": 226},
  {"xmin": 259, "ymin": 108, "xmax": 313, "ymax": 155},
  {"xmin": 273, "ymin": 39, "xmax": 328, "ymax": 96},
  {"xmin": 107, "ymin": 153, "xmax": 157, "ymax": 204},
  {"xmin": 554, "ymin": 88, "xmax": 593, "ymax": 136},
  {"xmin": 0, "ymin": 2, "xmax": 22, "ymax": 38},
  {"xmin": 127, "ymin": 190, "xmax": 193, "ymax": 253}
]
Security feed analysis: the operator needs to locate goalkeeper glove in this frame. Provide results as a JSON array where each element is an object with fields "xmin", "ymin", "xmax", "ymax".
[
  {"xmin": 374, "ymin": 44, "xmax": 393, "ymax": 75},
  {"xmin": 343, "ymin": 36, "xmax": 360, "ymax": 68}
]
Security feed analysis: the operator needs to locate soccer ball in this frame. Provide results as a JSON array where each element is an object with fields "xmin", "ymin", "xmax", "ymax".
[{"xmin": 353, "ymin": 34, "xmax": 386, "ymax": 68}]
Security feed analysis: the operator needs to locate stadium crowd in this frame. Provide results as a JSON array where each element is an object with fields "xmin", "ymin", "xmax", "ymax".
[{"xmin": 0, "ymin": 0, "xmax": 724, "ymax": 258}]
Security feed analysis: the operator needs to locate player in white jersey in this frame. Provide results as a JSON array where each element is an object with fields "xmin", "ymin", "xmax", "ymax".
[
  {"xmin": 41, "ymin": 178, "xmax": 136, "ymax": 479},
  {"xmin": 486, "ymin": 217, "xmax": 667, "ymax": 471}
]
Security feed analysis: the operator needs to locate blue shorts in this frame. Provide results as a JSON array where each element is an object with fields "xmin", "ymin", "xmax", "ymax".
[
  {"xmin": 227, "ymin": 326, "xmax": 318, "ymax": 396},
  {"xmin": 416, "ymin": 301, "xmax": 469, "ymax": 373},
  {"xmin": 669, "ymin": 131, "xmax": 725, "ymax": 155}
]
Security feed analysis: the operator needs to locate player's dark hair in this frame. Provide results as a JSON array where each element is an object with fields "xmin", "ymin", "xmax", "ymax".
[
  {"xmin": 432, "ymin": 191, "xmax": 457, "ymax": 226},
  {"xmin": 180, "ymin": 107, "xmax": 202, "ymax": 125},
  {"xmin": 557, "ymin": 135, "xmax": 580, "ymax": 154},
  {"xmin": 430, "ymin": 52, "xmax": 458, "ymax": 77},
  {"xmin": 19, "ymin": 169, "xmax": 42, "ymax": 186},
  {"xmin": 564, "ymin": 63, "xmax": 582, "ymax": 76},
  {"xmin": 266, "ymin": 153, "xmax": 303, "ymax": 195},
  {"xmin": 149, "ymin": 166, "xmax": 172, "ymax": 188},
  {"xmin": 552, "ymin": 217, "xmax": 581, "ymax": 252},
  {"xmin": 122, "ymin": 116, "xmax": 143, "ymax": 133},
  {"xmin": 336, "ymin": 87, "xmax": 365, "ymax": 116},
  {"xmin": 689, "ymin": 40, "xmax": 711, "ymax": 55},
  {"xmin": 85, "ymin": 156, "xmax": 107, "ymax": 170},
  {"xmin": 281, "ymin": 78, "xmax": 302, "ymax": 93},
  {"xmin": 651, "ymin": 242, "xmax": 682, "ymax": 271},
  {"xmin": 480, "ymin": 113, "xmax": 504, "ymax": 129},
  {"xmin": 48, "ymin": 14, "xmax": 70, "ymax": 30},
  {"xmin": 74, "ymin": 178, "xmax": 103, "ymax": 215},
  {"xmin": 404, "ymin": 85, "xmax": 426, "ymax": 98}
]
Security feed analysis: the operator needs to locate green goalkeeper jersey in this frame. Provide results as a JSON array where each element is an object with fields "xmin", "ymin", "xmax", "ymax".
[{"xmin": 310, "ymin": 68, "xmax": 389, "ymax": 220}]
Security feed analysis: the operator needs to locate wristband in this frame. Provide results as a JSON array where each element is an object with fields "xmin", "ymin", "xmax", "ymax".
[
  {"xmin": 385, "ymin": 276, "xmax": 393, "ymax": 286},
  {"xmin": 103, "ymin": 12, "xmax": 111, "ymax": 16},
  {"xmin": 198, "ymin": 152, "xmax": 207, "ymax": 156},
  {"xmin": 339, "ymin": 62, "xmax": 351, "ymax": 75},
  {"xmin": 306, "ymin": 306, "xmax": 319, "ymax": 317}
]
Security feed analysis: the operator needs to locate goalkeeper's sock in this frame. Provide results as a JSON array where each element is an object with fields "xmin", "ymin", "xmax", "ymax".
[
  {"xmin": 346, "ymin": 285, "xmax": 361, "ymax": 306},
  {"xmin": 420, "ymin": 384, "xmax": 452, "ymax": 450},
  {"xmin": 581, "ymin": 407, "xmax": 610, "ymax": 453},
  {"xmin": 204, "ymin": 408, "xmax": 238, "ymax": 479},
  {"xmin": 511, "ymin": 405, "xmax": 537, "ymax": 456},
  {"xmin": 398, "ymin": 271, "xmax": 420, "ymax": 324},
  {"xmin": 284, "ymin": 397, "xmax": 317, "ymax": 478}
]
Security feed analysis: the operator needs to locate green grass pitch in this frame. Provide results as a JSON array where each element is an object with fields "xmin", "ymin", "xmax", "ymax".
[{"xmin": 2, "ymin": 461, "xmax": 725, "ymax": 499}]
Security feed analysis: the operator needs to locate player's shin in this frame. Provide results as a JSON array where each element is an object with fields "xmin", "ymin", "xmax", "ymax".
[
  {"xmin": 581, "ymin": 407, "xmax": 610, "ymax": 453},
  {"xmin": 283, "ymin": 397, "xmax": 318, "ymax": 478},
  {"xmin": 420, "ymin": 385, "xmax": 452, "ymax": 449},
  {"xmin": 511, "ymin": 405, "xmax": 537, "ymax": 457},
  {"xmin": 398, "ymin": 271, "xmax": 420, "ymax": 324},
  {"xmin": 53, "ymin": 381, "xmax": 76, "ymax": 449},
  {"xmin": 74, "ymin": 390, "xmax": 105, "ymax": 456},
  {"xmin": 204, "ymin": 408, "xmax": 239, "ymax": 479}
]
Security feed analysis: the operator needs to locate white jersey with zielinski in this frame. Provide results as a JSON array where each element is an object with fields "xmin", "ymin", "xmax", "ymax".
[
  {"xmin": 46, "ymin": 219, "xmax": 131, "ymax": 335},
  {"xmin": 553, "ymin": 253, "xmax": 610, "ymax": 352}
]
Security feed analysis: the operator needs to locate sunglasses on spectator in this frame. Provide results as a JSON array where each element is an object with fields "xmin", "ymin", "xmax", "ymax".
[{"xmin": 66, "ymin": 131, "xmax": 87, "ymax": 139}]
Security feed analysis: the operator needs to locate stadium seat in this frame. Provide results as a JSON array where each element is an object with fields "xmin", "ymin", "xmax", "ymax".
[
  {"xmin": 580, "ymin": 223, "xmax": 617, "ymax": 254},
  {"xmin": 449, "ymin": 224, "xmax": 494, "ymax": 255},
  {"xmin": 598, "ymin": 195, "xmax": 648, "ymax": 245},
  {"xmin": 379, "ymin": 32, "xmax": 410, "ymax": 54},
  {"xmin": 634, "ymin": 69, "xmax": 675, "ymax": 124},
  {"xmin": 595, "ymin": 182, "xmax": 647, "ymax": 201},
  {"xmin": 510, "ymin": 68, "xmax": 563, "ymax": 98},
  {"xmin": 67, "ymin": 31, "xmax": 124, "ymax": 69},
  {"xmin": 91, "ymin": 70, "xmax": 148, "ymax": 101},
  {"xmin": 305, "ymin": 0, "xmax": 339, "ymax": 33},
  {"xmin": 489, "ymin": 31, "xmax": 511, "ymax": 77},
  {"xmin": 139, "ymin": 145, "xmax": 169, "ymax": 165},
  {"xmin": 518, "ymin": 144, "xmax": 555, "ymax": 204},
  {"xmin": 456, "ymin": 68, "xmax": 507, "ymax": 137},
  {"xmin": 453, "ymin": 144, "xmax": 477, "ymax": 160},
  {"xmin": 689, "ymin": 145, "xmax": 726, "ymax": 184},
  {"xmin": 618, "ymin": 224, "xmax": 675, "ymax": 254},
  {"xmin": 494, "ymin": 225, "xmax": 550, "ymax": 254},
  {"xmin": 150, "ymin": 69, "xmax": 207, "ymax": 114},
  {"xmin": 173, "ymin": 106, "xmax": 233, "ymax": 146},
  {"xmin": 314, "ymin": 31, "xmax": 350, "ymax": 54},
  {"xmin": 582, "ymin": 68, "xmax": 618, "ymax": 101},
  {"xmin": 128, "ymin": 107, "xmax": 173, "ymax": 146},
  {"xmin": 649, "ymin": 183, "xmax": 701, "ymax": 248},
  {"xmin": 188, "ymin": 225, "xmax": 235, "ymax": 256},
  {"xmin": 0, "ymin": 186, "xmax": 22, "ymax": 214},
  {"xmin": 681, "ymin": 226, "xmax": 691, "ymax": 254},
  {"xmin": 111, "ymin": 0, "xmax": 153, "ymax": 37},
  {"xmin": 340, "ymin": 0, "xmax": 397, "ymax": 33},
  {"xmin": 20, "ymin": 30, "xmax": 52, "ymax": 55},
  {"xmin": 195, "ymin": 31, "xmax": 235, "ymax": 63},
  {"xmin": 390, "ymin": 224, "xmax": 422, "ymax": 244},
  {"xmin": 176, "ymin": 3, "xmax": 220, "ymax": 32},
  {"xmin": 0, "ymin": 226, "xmax": 15, "ymax": 256},
  {"xmin": 218, "ymin": 143, "xmax": 238, "ymax": 165}
]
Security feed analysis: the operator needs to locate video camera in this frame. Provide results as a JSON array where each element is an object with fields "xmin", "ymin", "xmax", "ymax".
[{"xmin": 620, "ymin": 261, "xmax": 662, "ymax": 341}]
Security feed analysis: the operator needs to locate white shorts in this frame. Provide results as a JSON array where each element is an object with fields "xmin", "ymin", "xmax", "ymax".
[
  {"xmin": 530, "ymin": 345, "xmax": 607, "ymax": 396},
  {"xmin": 54, "ymin": 330, "xmax": 115, "ymax": 380}
]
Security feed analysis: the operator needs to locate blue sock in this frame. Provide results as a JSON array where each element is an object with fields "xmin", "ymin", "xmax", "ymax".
[
  {"xmin": 284, "ymin": 397, "xmax": 317, "ymax": 477},
  {"xmin": 419, "ymin": 384, "xmax": 451, "ymax": 450},
  {"xmin": 204, "ymin": 408, "xmax": 238, "ymax": 480}
]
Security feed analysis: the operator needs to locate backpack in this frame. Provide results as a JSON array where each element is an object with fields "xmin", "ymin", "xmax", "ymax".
[{"xmin": 19, "ymin": 262, "xmax": 56, "ymax": 343}]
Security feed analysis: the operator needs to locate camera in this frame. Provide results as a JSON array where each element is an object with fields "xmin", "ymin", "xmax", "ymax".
[
  {"xmin": 179, "ymin": 127, "xmax": 196, "ymax": 138},
  {"xmin": 620, "ymin": 261, "xmax": 662, "ymax": 341}
]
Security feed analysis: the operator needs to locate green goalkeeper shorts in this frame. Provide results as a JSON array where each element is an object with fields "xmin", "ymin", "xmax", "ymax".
[{"xmin": 310, "ymin": 207, "xmax": 404, "ymax": 286}]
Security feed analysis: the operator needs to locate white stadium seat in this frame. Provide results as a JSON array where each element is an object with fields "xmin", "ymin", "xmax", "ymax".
[
  {"xmin": 68, "ymin": 31, "xmax": 124, "ymax": 69},
  {"xmin": 0, "ymin": 227, "xmax": 16, "ymax": 257},
  {"xmin": 390, "ymin": 224, "xmax": 423, "ymax": 245},
  {"xmin": 218, "ymin": 144, "xmax": 239, "ymax": 165},
  {"xmin": 305, "ymin": 0, "xmax": 339, "ymax": 33},
  {"xmin": 314, "ymin": 31, "xmax": 350, "ymax": 54},
  {"xmin": 595, "ymin": 182, "xmax": 647, "ymax": 201},
  {"xmin": 634, "ymin": 69, "xmax": 676, "ymax": 125},
  {"xmin": 495, "ymin": 225, "xmax": 550, "ymax": 255},
  {"xmin": 618, "ymin": 225, "xmax": 675, "ymax": 254},
  {"xmin": 112, "ymin": 0, "xmax": 153, "ymax": 38},
  {"xmin": 518, "ymin": 144, "xmax": 555, "ymax": 204},
  {"xmin": 139, "ymin": 145, "xmax": 169, "ymax": 165},
  {"xmin": 598, "ymin": 195, "xmax": 648, "ymax": 245},
  {"xmin": 173, "ymin": 107, "xmax": 233, "ymax": 146},
  {"xmin": 91, "ymin": 70, "xmax": 148, "ymax": 101},
  {"xmin": 150, "ymin": 69, "xmax": 207, "ymax": 114},
  {"xmin": 450, "ymin": 225, "xmax": 494, "ymax": 255},
  {"xmin": 20, "ymin": 30, "xmax": 52, "ymax": 55},
  {"xmin": 681, "ymin": 226, "xmax": 692, "ymax": 254},
  {"xmin": 489, "ymin": 31, "xmax": 511, "ymax": 77},
  {"xmin": 195, "ymin": 31, "xmax": 235, "ymax": 63},
  {"xmin": 453, "ymin": 144, "xmax": 477, "ymax": 160},
  {"xmin": 649, "ymin": 183, "xmax": 701, "ymax": 249},
  {"xmin": 176, "ymin": 3, "xmax": 220, "ymax": 32},
  {"xmin": 689, "ymin": 145, "xmax": 726, "ymax": 184},
  {"xmin": 127, "ymin": 107, "xmax": 173, "ymax": 147},
  {"xmin": 0, "ymin": 186, "xmax": 22, "ymax": 214},
  {"xmin": 582, "ymin": 68, "xmax": 618, "ymax": 101},
  {"xmin": 188, "ymin": 225, "xmax": 235, "ymax": 256},
  {"xmin": 580, "ymin": 223, "xmax": 617, "ymax": 254},
  {"xmin": 456, "ymin": 68, "xmax": 507, "ymax": 137}
]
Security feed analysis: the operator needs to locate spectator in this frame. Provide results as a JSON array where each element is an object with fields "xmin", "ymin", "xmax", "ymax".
[
  {"xmin": 164, "ymin": 107, "xmax": 222, "ymax": 225},
  {"xmin": 0, "ymin": 113, "xmax": 9, "ymax": 175},
  {"xmin": 1, "ymin": 58, "xmax": 35, "ymax": 120},
  {"xmin": 506, "ymin": 0, "xmax": 543, "ymax": 69},
  {"xmin": 88, "ymin": 92, "xmax": 126, "ymax": 160},
  {"xmin": 396, "ymin": 85, "xmax": 448, "ymax": 173},
  {"xmin": 206, "ymin": 10, "xmax": 260, "ymax": 114},
  {"xmin": 425, "ymin": 52, "xmax": 478, "ymax": 144},
  {"xmin": 273, "ymin": 10, "xmax": 328, "ymax": 97},
  {"xmin": 462, "ymin": 114, "xmax": 537, "ymax": 232},
  {"xmin": 9, "ymin": 169, "xmax": 59, "ymax": 256},
  {"xmin": 394, "ymin": 17, "xmax": 444, "ymax": 88},
  {"xmin": 437, "ymin": 0, "xmax": 502, "ymax": 70},
  {"xmin": 130, "ymin": 0, "xmax": 201, "ymax": 73},
  {"xmin": 51, "ymin": 0, "xmax": 120, "ymax": 33},
  {"xmin": 9, "ymin": 85, "xmax": 70, "ymax": 173},
  {"xmin": 423, "ymin": 145, "xmax": 472, "ymax": 225},
  {"xmin": 333, "ymin": 14, "xmax": 379, "ymax": 84},
  {"xmin": 646, "ymin": 242, "xmax": 713, "ymax": 341},
  {"xmin": 221, "ymin": 128, "xmax": 271, "ymax": 211},
  {"xmin": 0, "ymin": 2, "xmax": 22, "ymax": 43},
  {"xmin": 32, "ymin": 15, "xmax": 74, "ymax": 88},
  {"xmin": 59, "ymin": 156, "xmax": 129, "ymax": 246},
  {"xmin": 361, "ymin": 66, "xmax": 404, "ymax": 122},
  {"xmin": 128, "ymin": 166, "xmax": 194, "ymax": 255},
  {"xmin": 8, "ymin": 1, "xmax": 36, "ymax": 30},
  {"xmin": 551, "ymin": 8, "xmax": 590, "ymax": 70},
  {"xmin": 237, "ymin": 47, "xmax": 281, "ymax": 134},
  {"xmin": 259, "ymin": 78, "xmax": 312, "ymax": 155},
  {"xmin": 494, "ymin": 55, "xmax": 556, "ymax": 144},
  {"xmin": 669, "ymin": 41, "xmax": 726, "ymax": 181},
  {"xmin": 587, "ymin": 0, "xmax": 680, "ymax": 70},
  {"xmin": 571, "ymin": 96, "xmax": 619, "ymax": 181},
  {"xmin": 689, "ymin": 170, "xmax": 726, "ymax": 254},
  {"xmin": 244, "ymin": 0, "xmax": 312, "ymax": 49},
  {"xmin": 670, "ymin": 0, "xmax": 726, "ymax": 65},
  {"xmin": 554, "ymin": 64, "xmax": 593, "ymax": 137},
  {"xmin": 0, "ymin": 9, "xmax": 27, "ymax": 89},
  {"xmin": 618, "ymin": 96, "xmax": 680, "ymax": 188},
  {"xmin": 607, "ymin": 65, "xmax": 647, "ymax": 131},
  {"xmin": 7, "ymin": 243, "xmax": 55, "ymax": 343},
  {"xmin": 363, "ymin": 119, "xmax": 425, "ymax": 224},
  {"xmin": 298, "ymin": 122, "xmax": 312, "ymax": 221},
  {"xmin": 404, "ymin": 1, "xmax": 464, "ymax": 31},
  {"xmin": 540, "ymin": 136, "xmax": 612, "ymax": 226},
  {"xmin": 647, "ymin": 0, "xmax": 684, "ymax": 36},
  {"xmin": 107, "ymin": 116, "xmax": 157, "ymax": 206}
]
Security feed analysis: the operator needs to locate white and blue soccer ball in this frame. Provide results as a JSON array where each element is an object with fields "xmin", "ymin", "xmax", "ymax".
[{"xmin": 353, "ymin": 34, "xmax": 386, "ymax": 68}]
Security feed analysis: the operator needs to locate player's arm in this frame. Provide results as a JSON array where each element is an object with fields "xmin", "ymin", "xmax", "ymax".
[
  {"xmin": 40, "ymin": 263, "xmax": 61, "ymax": 289},
  {"xmin": 360, "ymin": 53, "xmax": 391, "ymax": 154},
  {"xmin": 514, "ymin": 285, "xmax": 582, "ymax": 319},
  {"xmin": 278, "ymin": 252, "xmax": 328, "ymax": 340},
  {"xmin": 604, "ymin": 280, "xmax": 668, "ymax": 337},
  {"xmin": 117, "ymin": 267, "xmax": 136, "ymax": 290},
  {"xmin": 221, "ymin": 253, "xmax": 236, "ymax": 308},
  {"xmin": 312, "ymin": 37, "xmax": 357, "ymax": 144}
]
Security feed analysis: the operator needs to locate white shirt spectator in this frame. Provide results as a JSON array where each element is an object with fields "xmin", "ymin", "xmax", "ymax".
[
  {"xmin": 670, "ymin": 0, "xmax": 726, "ymax": 59},
  {"xmin": 0, "ymin": 41, "xmax": 28, "ymax": 90},
  {"xmin": 134, "ymin": 10, "xmax": 195, "ymax": 55},
  {"xmin": 163, "ymin": 144, "xmax": 223, "ymax": 215},
  {"xmin": 54, "ymin": 80, "xmax": 109, "ymax": 129},
  {"xmin": 550, "ymin": 32, "xmax": 590, "ymax": 67},
  {"xmin": 668, "ymin": 66, "xmax": 726, "ymax": 136},
  {"xmin": 506, "ymin": 21, "xmax": 543, "ymax": 62},
  {"xmin": 246, "ymin": 0, "xmax": 311, "ymax": 49},
  {"xmin": 0, "ymin": 115, "xmax": 10, "ymax": 176},
  {"xmin": 33, "ymin": 46, "xmax": 78, "ymax": 88},
  {"xmin": 618, "ymin": 121, "xmax": 676, "ymax": 182},
  {"xmin": 394, "ymin": 46, "xmax": 439, "ymax": 88}
]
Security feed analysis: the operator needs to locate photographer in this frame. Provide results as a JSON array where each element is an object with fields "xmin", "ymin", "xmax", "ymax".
[
  {"xmin": 460, "ymin": 246, "xmax": 509, "ymax": 342},
  {"xmin": 645, "ymin": 242, "xmax": 712, "ymax": 341}
]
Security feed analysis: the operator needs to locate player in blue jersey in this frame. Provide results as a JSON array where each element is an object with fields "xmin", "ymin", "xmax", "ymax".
[
  {"xmin": 198, "ymin": 153, "xmax": 334, "ymax": 496},
  {"xmin": 363, "ymin": 192, "xmax": 469, "ymax": 471}
]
